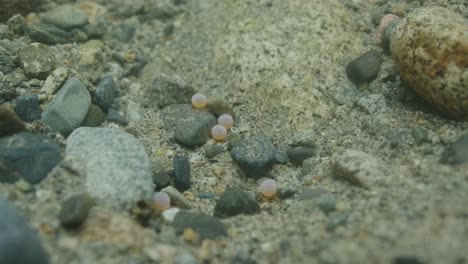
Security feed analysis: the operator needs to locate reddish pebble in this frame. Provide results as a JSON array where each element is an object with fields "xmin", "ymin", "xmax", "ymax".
[
  {"xmin": 191, "ymin": 93, "xmax": 207, "ymax": 108},
  {"xmin": 211, "ymin": 124, "xmax": 227, "ymax": 140},
  {"xmin": 259, "ymin": 179, "xmax": 277, "ymax": 198},
  {"xmin": 218, "ymin": 114, "xmax": 234, "ymax": 130},
  {"xmin": 153, "ymin": 192, "xmax": 171, "ymax": 212}
]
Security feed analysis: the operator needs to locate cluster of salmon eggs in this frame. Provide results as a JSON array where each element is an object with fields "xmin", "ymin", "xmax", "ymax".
[{"xmin": 191, "ymin": 93, "xmax": 234, "ymax": 140}]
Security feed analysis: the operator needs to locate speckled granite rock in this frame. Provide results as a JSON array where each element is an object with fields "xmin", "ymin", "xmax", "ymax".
[{"xmin": 390, "ymin": 7, "xmax": 468, "ymax": 120}]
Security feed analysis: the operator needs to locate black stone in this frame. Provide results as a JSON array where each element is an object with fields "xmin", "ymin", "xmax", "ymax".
[
  {"xmin": 230, "ymin": 136, "xmax": 288, "ymax": 178},
  {"xmin": 14, "ymin": 94, "xmax": 41, "ymax": 122},
  {"xmin": 440, "ymin": 134, "xmax": 468, "ymax": 165},
  {"xmin": 213, "ymin": 188, "xmax": 260, "ymax": 218},
  {"xmin": 95, "ymin": 76, "xmax": 116, "ymax": 111},
  {"xmin": 0, "ymin": 196, "xmax": 49, "ymax": 264},
  {"xmin": 346, "ymin": 50, "xmax": 383, "ymax": 84},
  {"xmin": 58, "ymin": 193, "xmax": 95, "ymax": 228},
  {"xmin": 0, "ymin": 132, "xmax": 61, "ymax": 184},
  {"xmin": 172, "ymin": 211, "xmax": 227, "ymax": 240},
  {"xmin": 286, "ymin": 147, "xmax": 316, "ymax": 166},
  {"xmin": 173, "ymin": 154, "xmax": 191, "ymax": 192}
]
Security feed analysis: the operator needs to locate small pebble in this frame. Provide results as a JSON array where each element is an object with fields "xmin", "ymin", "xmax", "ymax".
[
  {"xmin": 173, "ymin": 211, "xmax": 227, "ymax": 240},
  {"xmin": 440, "ymin": 134, "xmax": 468, "ymax": 165},
  {"xmin": 211, "ymin": 124, "xmax": 227, "ymax": 140},
  {"xmin": 218, "ymin": 114, "xmax": 234, "ymax": 130},
  {"xmin": 95, "ymin": 76, "xmax": 115, "ymax": 111},
  {"xmin": 191, "ymin": 93, "xmax": 207, "ymax": 108},
  {"xmin": 58, "ymin": 193, "xmax": 95, "ymax": 228},
  {"xmin": 161, "ymin": 186, "xmax": 192, "ymax": 209},
  {"xmin": 213, "ymin": 188, "xmax": 260, "ymax": 218},
  {"xmin": 286, "ymin": 147, "xmax": 316, "ymax": 166},
  {"xmin": 173, "ymin": 154, "xmax": 191, "ymax": 192},
  {"xmin": 0, "ymin": 106, "xmax": 26, "ymax": 137},
  {"xmin": 14, "ymin": 94, "xmax": 42, "ymax": 122},
  {"xmin": 204, "ymin": 144, "xmax": 225, "ymax": 159},
  {"xmin": 107, "ymin": 108, "xmax": 128, "ymax": 126},
  {"xmin": 346, "ymin": 50, "xmax": 383, "ymax": 84},
  {"xmin": 153, "ymin": 192, "xmax": 171, "ymax": 212},
  {"xmin": 259, "ymin": 179, "xmax": 278, "ymax": 199}
]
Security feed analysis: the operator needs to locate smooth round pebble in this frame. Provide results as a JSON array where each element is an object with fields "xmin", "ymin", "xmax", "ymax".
[
  {"xmin": 259, "ymin": 178, "xmax": 278, "ymax": 199},
  {"xmin": 154, "ymin": 192, "xmax": 171, "ymax": 212},
  {"xmin": 211, "ymin": 124, "xmax": 227, "ymax": 140},
  {"xmin": 191, "ymin": 93, "xmax": 207, "ymax": 108},
  {"xmin": 218, "ymin": 114, "xmax": 234, "ymax": 130}
]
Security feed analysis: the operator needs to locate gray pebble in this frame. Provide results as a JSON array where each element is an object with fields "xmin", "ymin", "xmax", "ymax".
[
  {"xmin": 58, "ymin": 193, "xmax": 95, "ymax": 228},
  {"xmin": 112, "ymin": 23, "xmax": 136, "ymax": 42},
  {"xmin": 0, "ymin": 106, "xmax": 25, "ymax": 137},
  {"xmin": 107, "ymin": 108, "xmax": 128, "ymax": 126},
  {"xmin": 18, "ymin": 43, "xmax": 55, "ymax": 79},
  {"xmin": 0, "ymin": 45, "xmax": 15, "ymax": 74},
  {"xmin": 318, "ymin": 194, "xmax": 337, "ymax": 213},
  {"xmin": 66, "ymin": 127, "xmax": 154, "ymax": 210},
  {"xmin": 440, "ymin": 134, "xmax": 468, "ymax": 165},
  {"xmin": 411, "ymin": 126, "xmax": 428, "ymax": 145},
  {"xmin": 326, "ymin": 210, "xmax": 350, "ymax": 231},
  {"xmin": 142, "ymin": 74, "xmax": 195, "ymax": 109},
  {"xmin": 95, "ymin": 76, "xmax": 116, "ymax": 111},
  {"xmin": 14, "ymin": 94, "xmax": 41, "ymax": 122},
  {"xmin": 331, "ymin": 149, "xmax": 385, "ymax": 189},
  {"xmin": 0, "ymin": 196, "xmax": 49, "ymax": 264},
  {"xmin": 0, "ymin": 132, "xmax": 61, "ymax": 184},
  {"xmin": 332, "ymin": 83, "xmax": 360, "ymax": 106},
  {"xmin": 287, "ymin": 129, "xmax": 317, "ymax": 148},
  {"xmin": 173, "ymin": 154, "xmax": 191, "ymax": 192},
  {"xmin": 152, "ymin": 160, "xmax": 171, "ymax": 189},
  {"xmin": 213, "ymin": 188, "xmax": 260, "ymax": 218},
  {"xmin": 42, "ymin": 77, "xmax": 91, "ymax": 134},
  {"xmin": 230, "ymin": 136, "xmax": 288, "ymax": 178},
  {"xmin": 206, "ymin": 98, "xmax": 236, "ymax": 118},
  {"xmin": 346, "ymin": 50, "xmax": 383, "ymax": 84},
  {"xmin": 27, "ymin": 23, "xmax": 69, "ymax": 45},
  {"xmin": 42, "ymin": 4, "xmax": 88, "ymax": 30},
  {"xmin": 161, "ymin": 186, "xmax": 192, "ymax": 209},
  {"xmin": 356, "ymin": 94, "xmax": 387, "ymax": 114},
  {"xmin": 382, "ymin": 19, "xmax": 399, "ymax": 54},
  {"xmin": 286, "ymin": 147, "xmax": 316, "ymax": 166},
  {"xmin": 80, "ymin": 104, "xmax": 105, "ymax": 127},
  {"xmin": 204, "ymin": 144, "xmax": 225, "ymax": 159},
  {"xmin": 175, "ymin": 253, "xmax": 197, "ymax": 264},
  {"xmin": 173, "ymin": 211, "xmax": 227, "ymax": 240}
]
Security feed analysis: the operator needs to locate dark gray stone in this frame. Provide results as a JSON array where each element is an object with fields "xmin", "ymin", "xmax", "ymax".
[
  {"xmin": 152, "ymin": 160, "xmax": 171, "ymax": 189},
  {"xmin": 382, "ymin": 19, "xmax": 399, "ymax": 54},
  {"xmin": 0, "ymin": 106, "xmax": 26, "ymax": 137},
  {"xmin": 58, "ymin": 193, "xmax": 95, "ymax": 228},
  {"xmin": 14, "ymin": 94, "xmax": 41, "ymax": 122},
  {"xmin": 346, "ymin": 50, "xmax": 383, "ymax": 84},
  {"xmin": 27, "ymin": 23, "xmax": 69, "ymax": 45},
  {"xmin": 206, "ymin": 98, "xmax": 236, "ymax": 119},
  {"xmin": 107, "ymin": 108, "xmax": 128, "ymax": 126},
  {"xmin": 42, "ymin": 77, "xmax": 91, "ymax": 134},
  {"xmin": 440, "ymin": 134, "xmax": 468, "ymax": 165},
  {"xmin": 0, "ymin": 132, "xmax": 61, "ymax": 184},
  {"xmin": 286, "ymin": 147, "xmax": 316, "ymax": 166},
  {"xmin": 42, "ymin": 4, "xmax": 88, "ymax": 30},
  {"xmin": 95, "ymin": 76, "xmax": 115, "ymax": 111},
  {"xmin": 18, "ymin": 44, "xmax": 56, "ymax": 79},
  {"xmin": 161, "ymin": 104, "xmax": 217, "ymax": 147},
  {"xmin": 230, "ymin": 136, "xmax": 288, "ymax": 178},
  {"xmin": 213, "ymin": 188, "xmax": 260, "ymax": 218},
  {"xmin": 0, "ymin": 196, "xmax": 49, "ymax": 264},
  {"xmin": 80, "ymin": 104, "xmax": 105, "ymax": 127},
  {"xmin": 142, "ymin": 74, "xmax": 195, "ymax": 109},
  {"xmin": 392, "ymin": 255, "xmax": 423, "ymax": 264},
  {"xmin": 173, "ymin": 211, "xmax": 227, "ymax": 240},
  {"xmin": 173, "ymin": 154, "xmax": 191, "ymax": 192}
]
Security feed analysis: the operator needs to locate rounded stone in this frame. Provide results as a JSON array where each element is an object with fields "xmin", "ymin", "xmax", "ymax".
[
  {"xmin": 58, "ymin": 193, "xmax": 95, "ymax": 228},
  {"xmin": 42, "ymin": 4, "xmax": 89, "ymax": 30},
  {"xmin": 390, "ymin": 7, "xmax": 468, "ymax": 120}
]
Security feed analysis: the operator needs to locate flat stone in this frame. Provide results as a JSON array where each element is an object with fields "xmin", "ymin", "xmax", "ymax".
[
  {"xmin": 142, "ymin": 74, "xmax": 195, "ymax": 109},
  {"xmin": 173, "ymin": 211, "xmax": 227, "ymax": 240},
  {"xmin": 80, "ymin": 104, "xmax": 105, "ymax": 127},
  {"xmin": 213, "ymin": 188, "xmax": 260, "ymax": 218},
  {"xmin": 390, "ymin": 7, "xmax": 468, "ymax": 120},
  {"xmin": 42, "ymin": 4, "xmax": 89, "ymax": 30},
  {"xmin": 95, "ymin": 76, "xmax": 115, "ymax": 111},
  {"xmin": 66, "ymin": 127, "xmax": 154, "ymax": 210},
  {"xmin": 0, "ymin": 196, "xmax": 49, "ymax": 264},
  {"xmin": 27, "ymin": 23, "xmax": 69, "ymax": 45},
  {"xmin": 230, "ymin": 136, "xmax": 288, "ymax": 178},
  {"xmin": 58, "ymin": 193, "xmax": 95, "ymax": 228},
  {"xmin": 14, "ymin": 94, "xmax": 42, "ymax": 122},
  {"xmin": 161, "ymin": 104, "xmax": 217, "ymax": 147},
  {"xmin": 331, "ymin": 149, "xmax": 385, "ymax": 189},
  {"xmin": 42, "ymin": 77, "xmax": 91, "ymax": 134},
  {"xmin": 0, "ymin": 132, "xmax": 62, "ymax": 184},
  {"xmin": 0, "ymin": 106, "xmax": 26, "ymax": 137},
  {"xmin": 440, "ymin": 134, "xmax": 468, "ymax": 165},
  {"xmin": 18, "ymin": 43, "xmax": 56, "ymax": 79},
  {"xmin": 286, "ymin": 147, "xmax": 316, "ymax": 166},
  {"xmin": 173, "ymin": 154, "xmax": 191, "ymax": 192},
  {"xmin": 346, "ymin": 50, "xmax": 383, "ymax": 84}
]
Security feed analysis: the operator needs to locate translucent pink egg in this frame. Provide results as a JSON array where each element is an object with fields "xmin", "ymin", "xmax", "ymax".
[
  {"xmin": 218, "ymin": 114, "xmax": 234, "ymax": 130},
  {"xmin": 191, "ymin": 93, "xmax": 207, "ymax": 108},
  {"xmin": 259, "ymin": 179, "xmax": 278, "ymax": 198},
  {"xmin": 153, "ymin": 192, "xmax": 171, "ymax": 211},
  {"xmin": 211, "ymin": 124, "xmax": 227, "ymax": 140}
]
